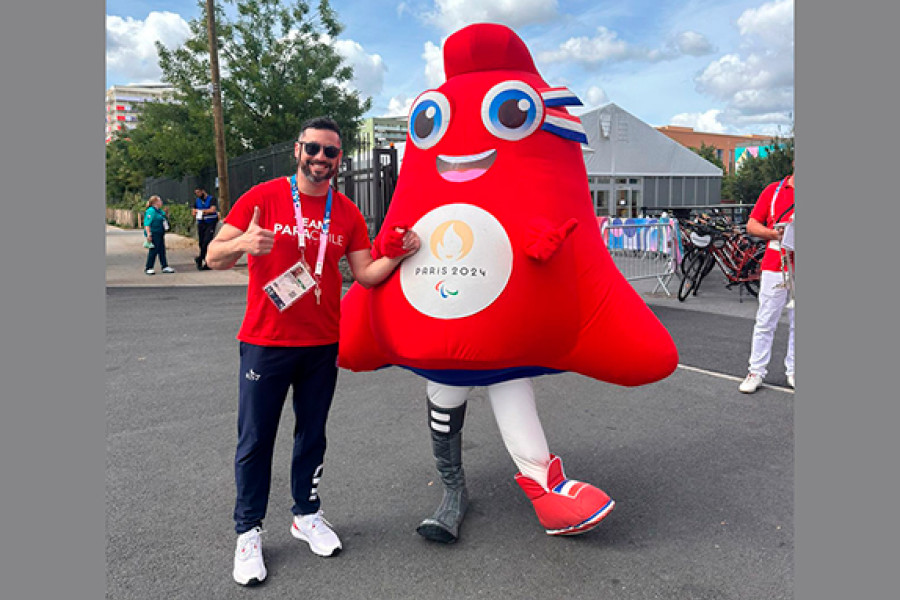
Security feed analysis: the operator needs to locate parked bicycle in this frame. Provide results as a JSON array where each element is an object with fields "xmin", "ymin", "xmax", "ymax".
[
  {"xmin": 677, "ymin": 218, "xmax": 765, "ymax": 301},
  {"xmin": 678, "ymin": 212, "xmax": 733, "ymax": 275}
]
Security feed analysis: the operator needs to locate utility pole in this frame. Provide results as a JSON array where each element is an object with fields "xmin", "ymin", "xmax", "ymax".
[{"xmin": 206, "ymin": 0, "xmax": 230, "ymax": 214}]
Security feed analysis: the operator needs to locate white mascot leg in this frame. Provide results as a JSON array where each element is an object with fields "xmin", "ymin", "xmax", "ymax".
[{"xmin": 484, "ymin": 378, "xmax": 551, "ymax": 486}]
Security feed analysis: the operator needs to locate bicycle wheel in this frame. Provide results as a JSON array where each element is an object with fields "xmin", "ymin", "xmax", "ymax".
[
  {"xmin": 700, "ymin": 250, "xmax": 716, "ymax": 279},
  {"xmin": 741, "ymin": 246, "xmax": 766, "ymax": 297},
  {"xmin": 694, "ymin": 252, "xmax": 716, "ymax": 295},
  {"xmin": 680, "ymin": 246, "xmax": 696, "ymax": 275},
  {"xmin": 678, "ymin": 252, "xmax": 705, "ymax": 301}
]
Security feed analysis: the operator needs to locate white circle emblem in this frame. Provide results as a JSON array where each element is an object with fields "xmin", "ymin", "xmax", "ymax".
[{"xmin": 400, "ymin": 204, "xmax": 512, "ymax": 319}]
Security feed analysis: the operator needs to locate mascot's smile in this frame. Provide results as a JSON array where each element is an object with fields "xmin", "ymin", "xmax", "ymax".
[{"xmin": 436, "ymin": 149, "xmax": 496, "ymax": 182}]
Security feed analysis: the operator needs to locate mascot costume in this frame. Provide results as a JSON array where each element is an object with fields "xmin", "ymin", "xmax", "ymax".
[{"xmin": 339, "ymin": 23, "xmax": 678, "ymax": 542}]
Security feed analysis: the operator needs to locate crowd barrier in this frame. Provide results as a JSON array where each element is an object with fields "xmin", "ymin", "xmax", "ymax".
[{"xmin": 598, "ymin": 217, "xmax": 682, "ymax": 296}]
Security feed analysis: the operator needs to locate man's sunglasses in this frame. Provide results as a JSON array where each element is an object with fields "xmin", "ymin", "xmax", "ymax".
[{"xmin": 299, "ymin": 141, "xmax": 341, "ymax": 159}]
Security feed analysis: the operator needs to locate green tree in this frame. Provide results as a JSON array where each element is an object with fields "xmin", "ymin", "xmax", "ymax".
[
  {"xmin": 106, "ymin": 0, "xmax": 370, "ymax": 201},
  {"xmin": 220, "ymin": 0, "xmax": 369, "ymax": 150},
  {"xmin": 128, "ymin": 97, "xmax": 218, "ymax": 179},
  {"xmin": 722, "ymin": 134, "xmax": 794, "ymax": 204},
  {"xmin": 759, "ymin": 134, "xmax": 794, "ymax": 184},
  {"xmin": 106, "ymin": 136, "xmax": 158, "ymax": 204},
  {"xmin": 690, "ymin": 141, "xmax": 724, "ymax": 171},
  {"xmin": 157, "ymin": 0, "xmax": 369, "ymax": 152},
  {"xmin": 723, "ymin": 155, "xmax": 766, "ymax": 204}
]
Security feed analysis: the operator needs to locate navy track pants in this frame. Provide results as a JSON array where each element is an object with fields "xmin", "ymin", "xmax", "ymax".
[{"xmin": 233, "ymin": 342, "xmax": 338, "ymax": 534}]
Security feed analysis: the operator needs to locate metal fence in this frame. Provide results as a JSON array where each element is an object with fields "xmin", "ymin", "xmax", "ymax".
[
  {"xmin": 144, "ymin": 169, "xmax": 217, "ymax": 208},
  {"xmin": 651, "ymin": 204, "xmax": 755, "ymax": 224},
  {"xmin": 143, "ymin": 138, "xmax": 397, "ymax": 236},
  {"xmin": 599, "ymin": 217, "xmax": 681, "ymax": 296},
  {"xmin": 338, "ymin": 144, "xmax": 398, "ymax": 238}
]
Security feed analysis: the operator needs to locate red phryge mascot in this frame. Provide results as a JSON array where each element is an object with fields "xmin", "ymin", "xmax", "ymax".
[{"xmin": 339, "ymin": 23, "xmax": 678, "ymax": 543}]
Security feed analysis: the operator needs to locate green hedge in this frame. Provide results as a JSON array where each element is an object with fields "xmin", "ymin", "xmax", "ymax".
[
  {"xmin": 107, "ymin": 192, "xmax": 197, "ymax": 237},
  {"xmin": 165, "ymin": 202, "xmax": 196, "ymax": 237}
]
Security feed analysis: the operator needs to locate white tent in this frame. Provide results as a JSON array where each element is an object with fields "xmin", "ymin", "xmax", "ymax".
[
  {"xmin": 579, "ymin": 103, "xmax": 722, "ymax": 177},
  {"xmin": 576, "ymin": 103, "xmax": 723, "ymax": 217}
]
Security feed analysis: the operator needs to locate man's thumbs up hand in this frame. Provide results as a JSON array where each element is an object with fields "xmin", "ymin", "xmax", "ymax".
[{"xmin": 244, "ymin": 206, "xmax": 275, "ymax": 256}]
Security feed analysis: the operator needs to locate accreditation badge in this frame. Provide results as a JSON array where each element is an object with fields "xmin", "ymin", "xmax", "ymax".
[{"xmin": 263, "ymin": 259, "xmax": 317, "ymax": 312}]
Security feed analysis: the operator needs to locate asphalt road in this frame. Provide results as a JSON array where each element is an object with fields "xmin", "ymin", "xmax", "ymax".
[{"xmin": 106, "ymin": 228, "xmax": 793, "ymax": 599}]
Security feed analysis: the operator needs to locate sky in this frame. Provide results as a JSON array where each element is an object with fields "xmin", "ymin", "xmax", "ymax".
[{"xmin": 106, "ymin": 0, "xmax": 794, "ymax": 136}]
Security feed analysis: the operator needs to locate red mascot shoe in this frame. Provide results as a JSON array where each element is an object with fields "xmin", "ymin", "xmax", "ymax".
[{"xmin": 515, "ymin": 455, "xmax": 615, "ymax": 536}]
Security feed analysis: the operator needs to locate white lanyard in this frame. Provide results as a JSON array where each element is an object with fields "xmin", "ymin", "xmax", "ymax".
[
  {"xmin": 767, "ymin": 177, "xmax": 793, "ymax": 253},
  {"xmin": 289, "ymin": 175, "xmax": 332, "ymax": 278},
  {"xmin": 769, "ymin": 177, "xmax": 792, "ymax": 224}
]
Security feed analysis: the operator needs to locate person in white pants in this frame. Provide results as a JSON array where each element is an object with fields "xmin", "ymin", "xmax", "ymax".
[{"xmin": 740, "ymin": 174, "xmax": 795, "ymax": 393}]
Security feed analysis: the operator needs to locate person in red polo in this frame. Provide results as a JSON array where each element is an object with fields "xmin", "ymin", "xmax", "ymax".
[
  {"xmin": 739, "ymin": 173, "xmax": 795, "ymax": 393},
  {"xmin": 207, "ymin": 116, "xmax": 420, "ymax": 586}
]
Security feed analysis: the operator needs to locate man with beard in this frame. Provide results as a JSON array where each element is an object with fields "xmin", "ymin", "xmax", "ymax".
[
  {"xmin": 207, "ymin": 116, "xmax": 421, "ymax": 586},
  {"xmin": 192, "ymin": 186, "xmax": 219, "ymax": 270}
]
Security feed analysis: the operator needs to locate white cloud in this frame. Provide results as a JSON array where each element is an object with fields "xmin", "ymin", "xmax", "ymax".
[
  {"xmin": 387, "ymin": 96, "xmax": 414, "ymax": 117},
  {"xmin": 691, "ymin": 0, "xmax": 794, "ymax": 129},
  {"xmin": 673, "ymin": 31, "xmax": 715, "ymax": 56},
  {"xmin": 730, "ymin": 87, "xmax": 794, "ymax": 113},
  {"xmin": 737, "ymin": 0, "xmax": 794, "ymax": 49},
  {"xmin": 333, "ymin": 39, "xmax": 387, "ymax": 98},
  {"xmin": 106, "ymin": 12, "xmax": 191, "ymax": 84},
  {"xmin": 585, "ymin": 85, "xmax": 609, "ymax": 108},
  {"xmin": 538, "ymin": 26, "xmax": 713, "ymax": 67},
  {"xmin": 423, "ymin": 40, "xmax": 446, "ymax": 87},
  {"xmin": 696, "ymin": 54, "xmax": 778, "ymax": 99},
  {"xmin": 718, "ymin": 108, "xmax": 793, "ymax": 137},
  {"xmin": 537, "ymin": 26, "xmax": 632, "ymax": 65},
  {"xmin": 425, "ymin": 0, "xmax": 558, "ymax": 34},
  {"xmin": 669, "ymin": 109, "xmax": 727, "ymax": 134}
]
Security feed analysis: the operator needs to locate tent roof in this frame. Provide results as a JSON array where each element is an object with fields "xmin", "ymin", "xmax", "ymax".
[{"xmin": 578, "ymin": 103, "xmax": 722, "ymax": 177}]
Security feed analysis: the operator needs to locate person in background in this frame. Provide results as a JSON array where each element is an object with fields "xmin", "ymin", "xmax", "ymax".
[
  {"xmin": 739, "ymin": 172, "xmax": 795, "ymax": 393},
  {"xmin": 193, "ymin": 186, "xmax": 219, "ymax": 270},
  {"xmin": 144, "ymin": 195, "xmax": 175, "ymax": 275},
  {"xmin": 206, "ymin": 116, "xmax": 420, "ymax": 587}
]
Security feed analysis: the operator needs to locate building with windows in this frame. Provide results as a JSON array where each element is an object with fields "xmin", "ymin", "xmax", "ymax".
[
  {"xmin": 655, "ymin": 125, "xmax": 772, "ymax": 174},
  {"xmin": 358, "ymin": 116, "xmax": 408, "ymax": 149},
  {"xmin": 105, "ymin": 84, "xmax": 175, "ymax": 143},
  {"xmin": 734, "ymin": 142, "xmax": 790, "ymax": 172}
]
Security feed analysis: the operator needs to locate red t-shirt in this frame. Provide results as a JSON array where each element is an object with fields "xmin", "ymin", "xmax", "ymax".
[
  {"xmin": 749, "ymin": 178, "xmax": 795, "ymax": 272},
  {"xmin": 225, "ymin": 177, "xmax": 371, "ymax": 346}
]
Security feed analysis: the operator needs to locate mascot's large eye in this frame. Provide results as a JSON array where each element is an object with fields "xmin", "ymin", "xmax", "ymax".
[
  {"xmin": 408, "ymin": 91, "xmax": 451, "ymax": 150},
  {"xmin": 481, "ymin": 81, "xmax": 543, "ymax": 141}
]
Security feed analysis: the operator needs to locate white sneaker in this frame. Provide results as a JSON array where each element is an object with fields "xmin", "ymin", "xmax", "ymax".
[
  {"xmin": 145, "ymin": 269, "xmax": 155, "ymax": 275},
  {"xmin": 787, "ymin": 374, "xmax": 795, "ymax": 389},
  {"xmin": 233, "ymin": 527, "xmax": 266, "ymax": 586},
  {"xmin": 739, "ymin": 372, "xmax": 764, "ymax": 394},
  {"xmin": 162, "ymin": 266, "xmax": 175, "ymax": 273},
  {"xmin": 291, "ymin": 510, "xmax": 342, "ymax": 557}
]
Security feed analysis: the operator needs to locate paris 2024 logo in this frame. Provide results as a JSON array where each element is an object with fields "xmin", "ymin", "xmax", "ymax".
[{"xmin": 400, "ymin": 203, "xmax": 512, "ymax": 319}]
